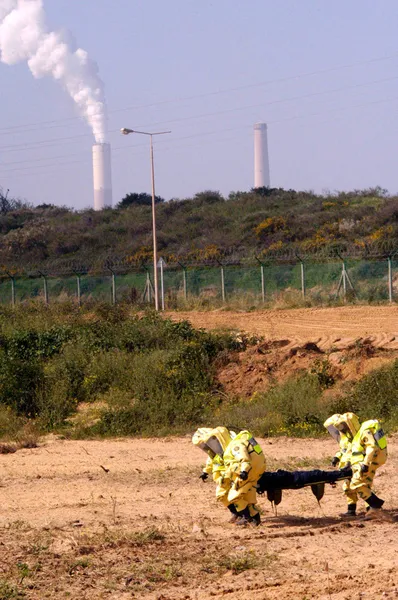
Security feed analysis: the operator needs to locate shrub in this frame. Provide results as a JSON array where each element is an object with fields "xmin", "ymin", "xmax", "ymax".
[
  {"xmin": 217, "ymin": 374, "xmax": 326, "ymax": 437},
  {"xmin": 0, "ymin": 352, "xmax": 44, "ymax": 417},
  {"xmin": 330, "ymin": 360, "xmax": 398, "ymax": 428}
]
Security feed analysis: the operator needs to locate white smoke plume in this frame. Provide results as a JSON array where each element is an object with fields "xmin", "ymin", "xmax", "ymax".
[{"xmin": 0, "ymin": 0, "xmax": 107, "ymax": 143}]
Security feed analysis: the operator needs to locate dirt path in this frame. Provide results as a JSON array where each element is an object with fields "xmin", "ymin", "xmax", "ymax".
[
  {"xmin": 0, "ymin": 435, "xmax": 397, "ymax": 599},
  {"xmin": 168, "ymin": 305, "xmax": 398, "ymax": 349}
]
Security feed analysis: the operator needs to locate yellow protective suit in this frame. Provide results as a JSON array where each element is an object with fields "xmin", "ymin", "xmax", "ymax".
[
  {"xmin": 223, "ymin": 430, "xmax": 266, "ymax": 517},
  {"xmin": 324, "ymin": 413, "xmax": 357, "ymax": 468},
  {"xmin": 344, "ymin": 418, "xmax": 387, "ymax": 503},
  {"xmin": 192, "ymin": 427, "xmax": 233, "ymax": 507},
  {"xmin": 324, "ymin": 413, "xmax": 387, "ymax": 506}
]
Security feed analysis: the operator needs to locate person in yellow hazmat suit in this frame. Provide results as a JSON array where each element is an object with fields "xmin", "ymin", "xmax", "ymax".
[
  {"xmin": 224, "ymin": 429, "xmax": 267, "ymax": 525},
  {"xmin": 192, "ymin": 427, "xmax": 266, "ymax": 526},
  {"xmin": 324, "ymin": 412, "xmax": 387, "ymax": 518},
  {"xmin": 192, "ymin": 427, "xmax": 238, "ymax": 521},
  {"xmin": 324, "ymin": 413, "xmax": 353, "ymax": 469}
]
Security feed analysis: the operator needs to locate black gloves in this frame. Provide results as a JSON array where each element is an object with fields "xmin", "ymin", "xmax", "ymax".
[
  {"xmin": 360, "ymin": 464, "xmax": 369, "ymax": 474},
  {"xmin": 331, "ymin": 456, "xmax": 340, "ymax": 467},
  {"xmin": 239, "ymin": 471, "xmax": 249, "ymax": 481},
  {"xmin": 199, "ymin": 472, "xmax": 208, "ymax": 481}
]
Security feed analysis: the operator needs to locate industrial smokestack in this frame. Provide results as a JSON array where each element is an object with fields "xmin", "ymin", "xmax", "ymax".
[
  {"xmin": 93, "ymin": 143, "xmax": 113, "ymax": 210},
  {"xmin": 254, "ymin": 123, "xmax": 270, "ymax": 188}
]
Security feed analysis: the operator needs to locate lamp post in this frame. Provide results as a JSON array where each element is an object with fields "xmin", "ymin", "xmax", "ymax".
[{"xmin": 121, "ymin": 127, "xmax": 171, "ymax": 311}]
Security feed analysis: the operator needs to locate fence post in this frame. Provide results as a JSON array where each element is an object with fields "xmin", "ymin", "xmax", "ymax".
[
  {"xmin": 158, "ymin": 257, "xmax": 166, "ymax": 311},
  {"xmin": 72, "ymin": 270, "xmax": 82, "ymax": 306},
  {"xmin": 76, "ymin": 275, "xmax": 81, "ymax": 306},
  {"xmin": 256, "ymin": 257, "xmax": 265, "ymax": 302},
  {"xmin": 335, "ymin": 254, "xmax": 356, "ymax": 300},
  {"xmin": 107, "ymin": 266, "xmax": 116, "ymax": 305},
  {"xmin": 217, "ymin": 260, "xmax": 226, "ymax": 303},
  {"xmin": 300, "ymin": 261, "xmax": 305, "ymax": 299},
  {"xmin": 178, "ymin": 261, "xmax": 187, "ymax": 301},
  {"xmin": 143, "ymin": 266, "xmax": 154, "ymax": 304},
  {"xmin": 342, "ymin": 261, "xmax": 347, "ymax": 297},
  {"xmin": 6, "ymin": 272, "xmax": 15, "ymax": 307},
  {"xmin": 38, "ymin": 271, "xmax": 48, "ymax": 305},
  {"xmin": 295, "ymin": 253, "xmax": 306, "ymax": 299},
  {"xmin": 388, "ymin": 256, "xmax": 393, "ymax": 303}
]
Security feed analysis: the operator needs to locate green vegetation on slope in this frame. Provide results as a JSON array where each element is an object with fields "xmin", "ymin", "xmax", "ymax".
[
  {"xmin": 0, "ymin": 303, "xmax": 396, "ymax": 441},
  {"xmin": 0, "ymin": 303, "xmax": 245, "ymax": 438},
  {"xmin": 0, "ymin": 186, "xmax": 397, "ymax": 271}
]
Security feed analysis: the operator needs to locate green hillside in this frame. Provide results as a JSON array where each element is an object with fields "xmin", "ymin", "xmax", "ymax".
[{"xmin": 0, "ymin": 186, "xmax": 397, "ymax": 272}]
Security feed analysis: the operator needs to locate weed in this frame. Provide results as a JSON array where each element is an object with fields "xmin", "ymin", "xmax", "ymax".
[
  {"xmin": 218, "ymin": 550, "xmax": 258, "ymax": 574},
  {"xmin": 0, "ymin": 580, "xmax": 25, "ymax": 599},
  {"xmin": 100, "ymin": 526, "xmax": 165, "ymax": 549},
  {"xmin": 131, "ymin": 528, "xmax": 165, "ymax": 545},
  {"xmin": 16, "ymin": 564, "xmax": 30, "ymax": 585},
  {"xmin": 68, "ymin": 558, "xmax": 91, "ymax": 575},
  {"xmin": 310, "ymin": 359, "xmax": 335, "ymax": 389}
]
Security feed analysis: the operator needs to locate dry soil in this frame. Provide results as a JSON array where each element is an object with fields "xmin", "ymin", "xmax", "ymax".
[{"xmin": 0, "ymin": 435, "xmax": 397, "ymax": 599}]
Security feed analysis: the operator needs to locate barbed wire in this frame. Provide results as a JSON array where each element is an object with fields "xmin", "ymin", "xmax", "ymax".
[{"xmin": 0, "ymin": 241, "xmax": 397, "ymax": 279}]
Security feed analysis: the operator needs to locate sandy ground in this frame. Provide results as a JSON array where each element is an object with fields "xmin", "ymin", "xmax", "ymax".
[
  {"xmin": 168, "ymin": 306, "xmax": 398, "ymax": 350},
  {"xmin": 0, "ymin": 435, "xmax": 397, "ymax": 599}
]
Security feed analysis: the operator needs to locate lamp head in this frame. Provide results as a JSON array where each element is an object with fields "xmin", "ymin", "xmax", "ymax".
[{"xmin": 120, "ymin": 128, "xmax": 134, "ymax": 135}]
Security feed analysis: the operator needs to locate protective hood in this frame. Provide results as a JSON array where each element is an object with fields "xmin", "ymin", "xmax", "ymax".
[
  {"xmin": 339, "ymin": 413, "xmax": 360, "ymax": 438},
  {"xmin": 324, "ymin": 414, "xmax": 343, "ymax": 442},
  {"xmin": 324, "ymin": 413, "xmax": 360, "ymax": 441},
  {"xmin": 192, "ymin": 426, "xmax": 233, "ymax": 458}
]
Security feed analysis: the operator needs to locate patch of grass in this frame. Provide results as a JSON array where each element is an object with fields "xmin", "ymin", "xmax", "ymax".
[
  {"xmin": 218, "ymin": 550, "xmax": 259, "ymax": 574},
  {"xmin": 98, "ymin": 527, "xmax": 166, "ymax": 550},
  {"xmin": 68, "ymin": 557, "xmax": 91, "ymax": 575},
  {"xmin": 0, "ymin": 580, "xmax": 25, "ymax": 600},
  {"xmin": 131, "ymin": 528, "xmax": 166, "ymax": 546}
]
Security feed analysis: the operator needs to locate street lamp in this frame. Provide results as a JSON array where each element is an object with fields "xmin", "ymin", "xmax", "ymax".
[{"xmin": 120, "ymin": 127, "xmax": 171, "ymax": 311}]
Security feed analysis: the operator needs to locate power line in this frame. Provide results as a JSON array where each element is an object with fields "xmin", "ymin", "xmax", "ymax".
[
  {"xmin": 0, "ymin": 50, "xmax": 397, "ymax": 135},
  {"xmin": 1, "ymin": 72, "xmax": 397, "ymax": 156},
  {"xmin": 2, "ymin": 90, "xmax": 398, "ymax": 176}
]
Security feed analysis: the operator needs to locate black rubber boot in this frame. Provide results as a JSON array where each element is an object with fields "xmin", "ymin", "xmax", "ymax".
[
  {"xmin": 235, "ymin": 507, "xmax": 251, "ymax": 526},
  {"xmin": 364, "ymin": 494, "xmax": 387, "ymax": 520},
  {"xmin": 227, "ymin": 504, "xmax": 238, "ymax": 523},
  {"xmin": 250, "ymin": 512, "xmax": 261, "ymax": 527},
  {"xmin": 340, "ymin": 503, "xmax": 357, "ymax": 518},
  {"xmin": 366, "ymin": 493, "xmax": 384, "ymax": 509}
]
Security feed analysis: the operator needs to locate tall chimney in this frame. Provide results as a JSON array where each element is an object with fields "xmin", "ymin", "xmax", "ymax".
[
  {"xmin": 92, "ymin": 143, "xmax": 113, "ymax": 210},
  {"xmin": 254, "ymin": 123, "xmax": 270, "ymax": 188}
]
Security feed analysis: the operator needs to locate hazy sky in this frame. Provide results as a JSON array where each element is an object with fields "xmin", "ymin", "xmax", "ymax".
[{"xmin": 1, "ymin": 0, "xmax": 398, "ymax": 209}]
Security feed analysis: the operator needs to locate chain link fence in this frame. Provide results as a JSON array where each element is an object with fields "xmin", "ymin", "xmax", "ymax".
[{"xmin": 0, "ymin": 256, "xmax": 397, "ymax": 307}]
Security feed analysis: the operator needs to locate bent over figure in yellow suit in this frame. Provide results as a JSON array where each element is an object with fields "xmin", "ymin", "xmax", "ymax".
[
  {"xmin": 224, "ymin": 430, "xmax": 266, "ymax": 525},
  {"xmin": 324, "ymin": 412, "xmax": 387, "ymax": 518},
  {"xmin": 192, "ymin": 427, "xmax": 266, "ymax": 526},
  {"xmin": 192, "ymin": 427, "xmax": 236, "ymax": 518}
]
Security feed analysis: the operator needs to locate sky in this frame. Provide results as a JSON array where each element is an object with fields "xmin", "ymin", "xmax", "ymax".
[{"xmin": 1, "ymin": 0, "xmax": 398, "ymax": 209}]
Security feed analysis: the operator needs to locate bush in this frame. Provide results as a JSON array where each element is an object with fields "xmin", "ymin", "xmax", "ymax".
[
  {"xmin": 90, "ymin": 345, "xmax": 219, "ymax": 437},
  {"xmin": 0, "ymin": 352, "xmax": 44, "ymax": 417},
  {"xmin": 331, "ymin": 359, "xmax": 398, "ymax": 428},
  {"xmin": 0, "ymin": 306, "xmax": 239, "ymax": 435},
  {"xmin": 217, "ymin": 374, "xmax": 326, "ymax": 437}
]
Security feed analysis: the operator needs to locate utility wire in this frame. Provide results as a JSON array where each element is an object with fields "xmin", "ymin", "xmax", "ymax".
[
  {"xmin": 1, "ymin": 72, "xmax": 398, "ymax": 155},
  {"xmin": 0, "ymin": 50, "xmax": 397, "ymax": 134}
]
